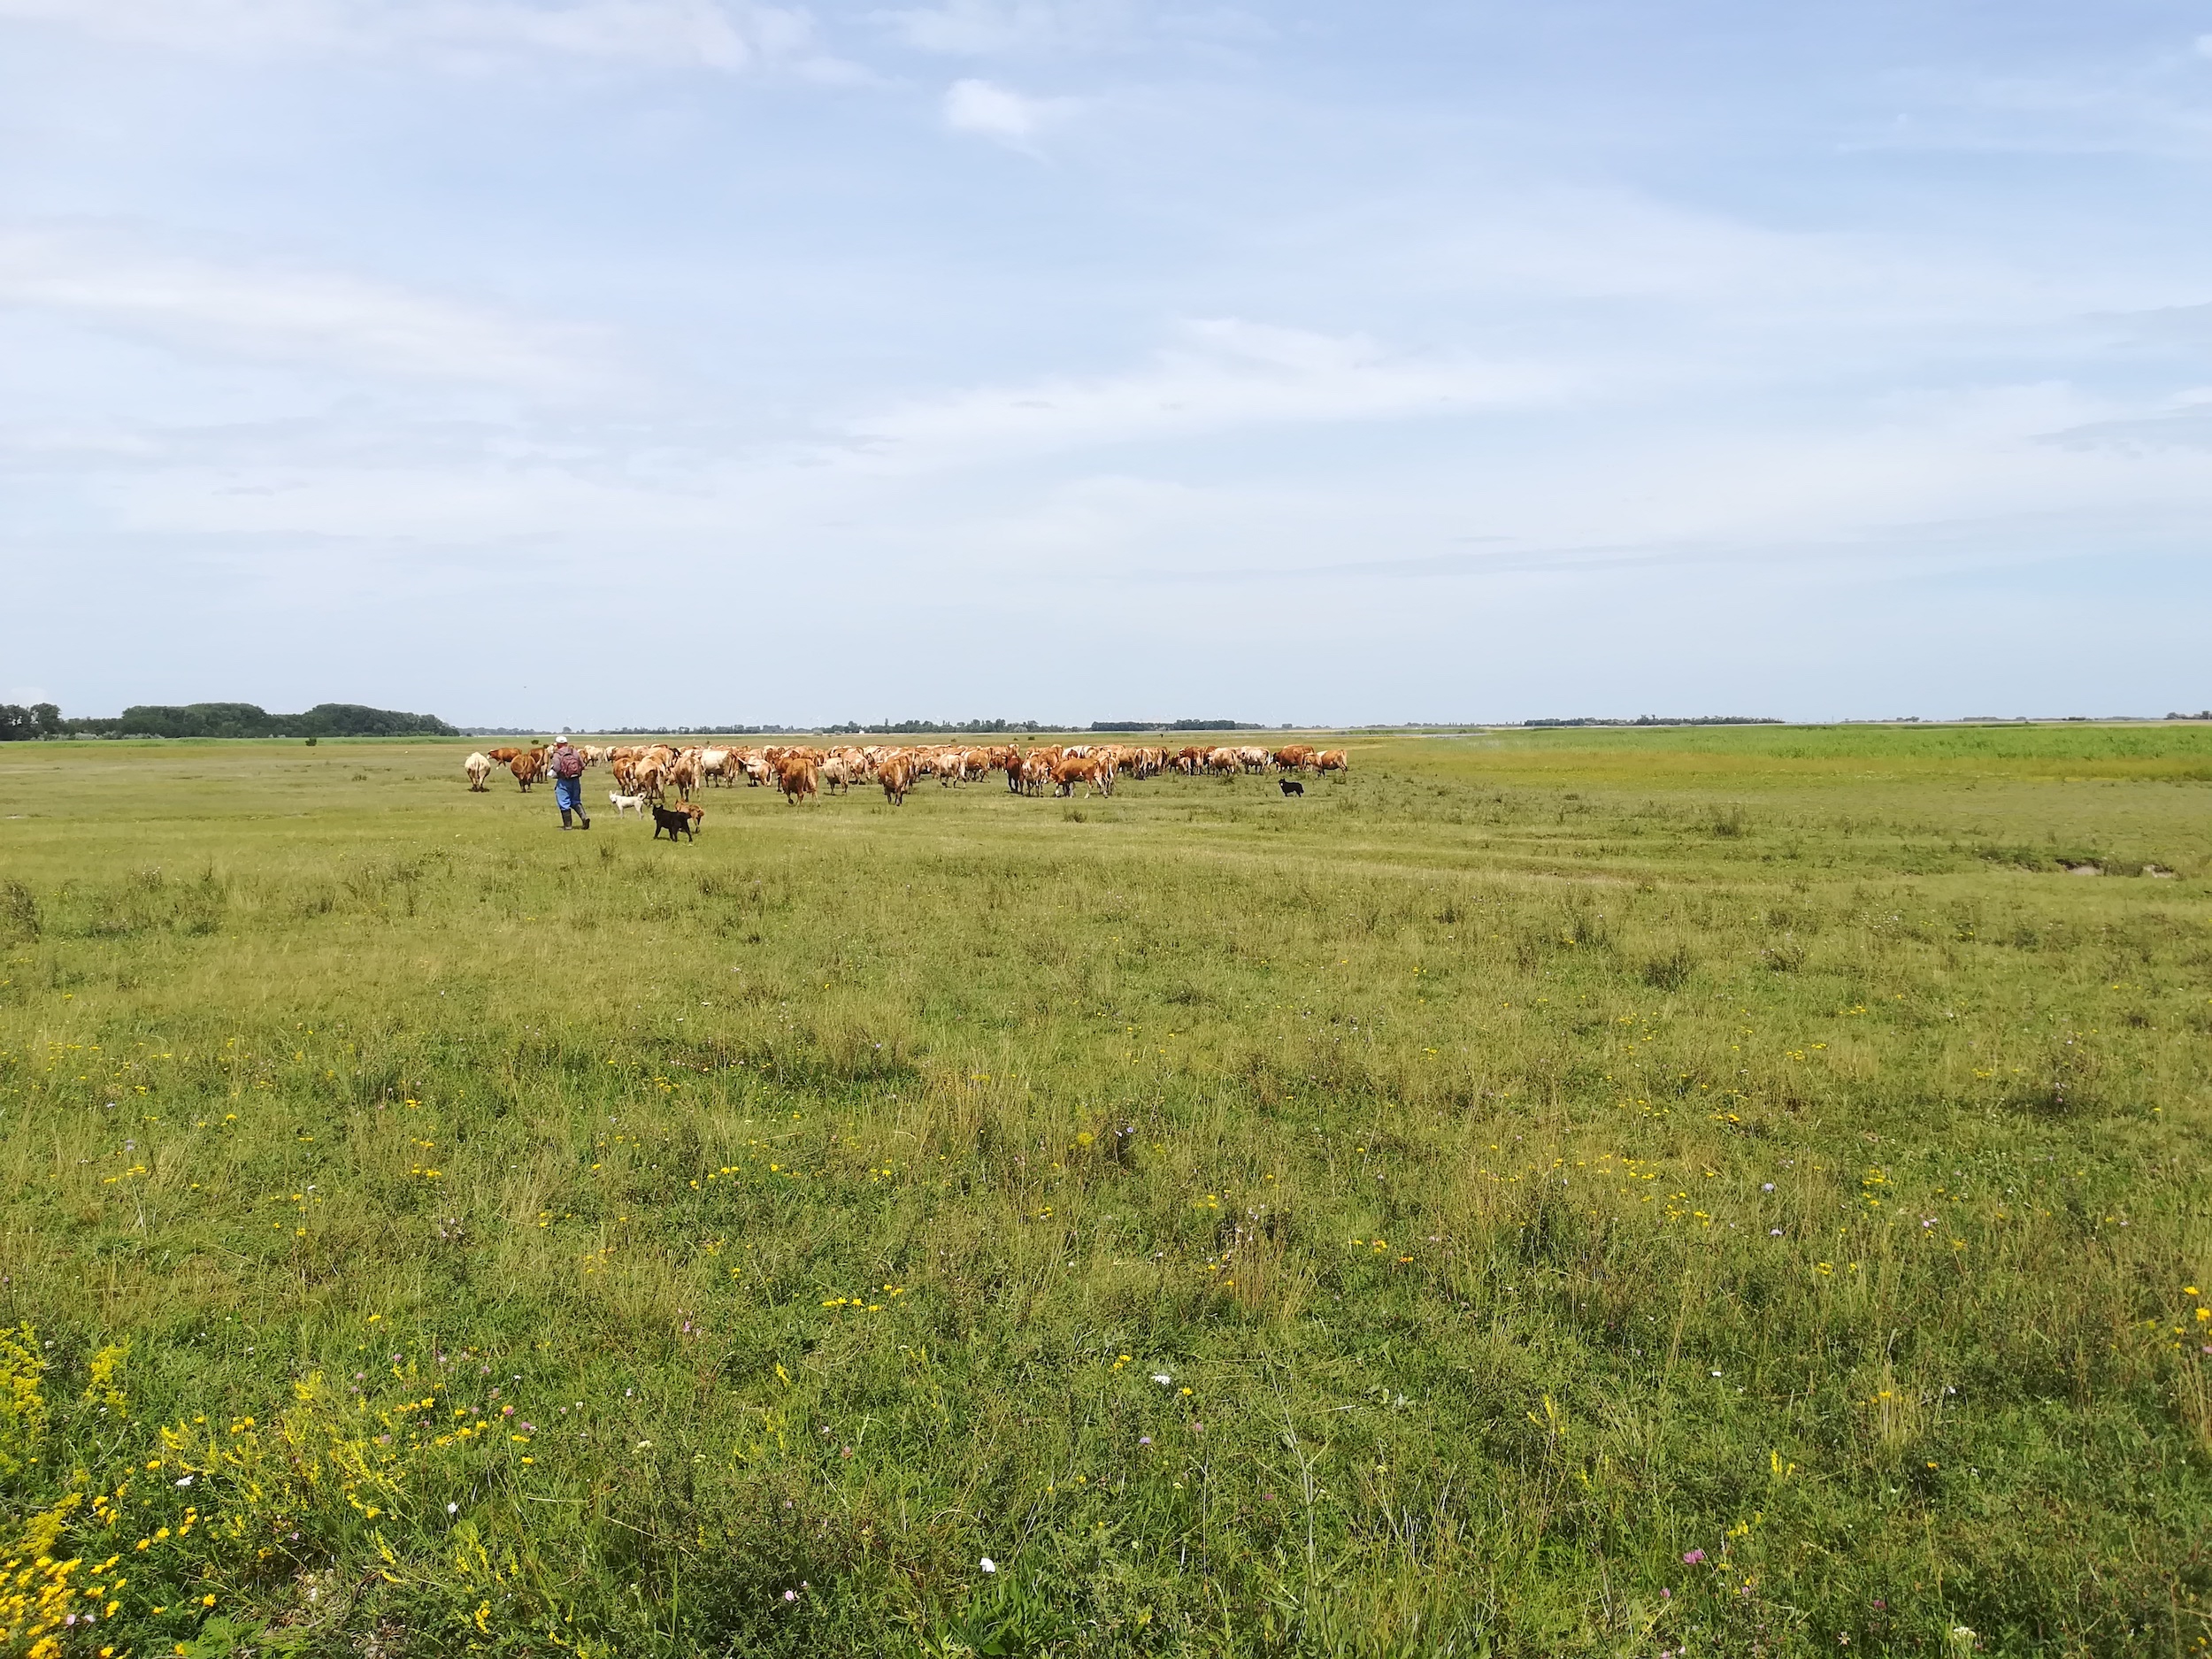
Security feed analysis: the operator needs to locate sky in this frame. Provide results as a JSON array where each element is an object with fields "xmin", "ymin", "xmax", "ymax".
[{"xmin": 4, "ymin": 0, "xmax": 2212, "ymax": 727}]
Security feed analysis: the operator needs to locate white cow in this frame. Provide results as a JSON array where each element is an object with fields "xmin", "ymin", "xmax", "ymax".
[{"xmin": 465, "ymin": 752, "xmax": 493, "ymax": 791}]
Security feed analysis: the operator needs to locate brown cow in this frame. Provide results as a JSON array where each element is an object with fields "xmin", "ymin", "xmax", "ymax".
[
  {"xmin": 879, "ymin": 755, "xmax": 916, "ymax": 805},
  {"xmin": 511, "ymin": 749, "xmax": 544, "ymax": 790},
  {"xmin": 487, "ymin": 747, "xmax": 523, "ymax": 765},
  {"xmin": 668, "ymin": 749, "xmax": 703, "ymax": 802},
  {"xmin": 777, "ymin": 757, "xmax": 818, "ymax": 803},
  {"xmin": 1315, "ymin": 749, "xmax": 1350, "ymax": 777},
  {"xmin": 1053, "ymin": 755, "xmax": 1111, "ymax": 797}
]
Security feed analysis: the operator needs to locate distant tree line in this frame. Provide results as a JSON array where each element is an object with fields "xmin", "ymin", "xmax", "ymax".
[
  {"xmin": 0, "ymin": 703, "xmax": 64, "ymax": 741},
  {"xmin": 580, "ymin": 720, "xmax": 1285, "ymax": 736},
  {"xmin": 1522, "ymin": 716, "xmax": 1783, "ymax": 728},
  {"xmin": 823, "ymin": 719, "xmax": 1047, "ymax": 735},
  {"xmin": 598, "ymin": 725, "xmax": 804, "ymax": 737},
  {"xmin": 598, "ymin": 722, "xmax": 1046, "ymax": 736},
  {"xmin": 0, "ymin": 702, "xmax": 457, "ymax": 740},
  {"xmin": 1090, "ymin": 718, "xmax": 1263, "ymax": 732}
]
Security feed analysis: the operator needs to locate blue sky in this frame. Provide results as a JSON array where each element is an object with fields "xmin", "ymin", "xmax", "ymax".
[{"xmin": 4, "ymin": 0, "xmax": 2211, "ymax": 726}]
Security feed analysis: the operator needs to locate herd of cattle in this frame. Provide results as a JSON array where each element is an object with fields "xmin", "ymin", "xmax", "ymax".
[{"xmin": 462, "ymin": 740, "xmax": 1349, "ymax": 806}]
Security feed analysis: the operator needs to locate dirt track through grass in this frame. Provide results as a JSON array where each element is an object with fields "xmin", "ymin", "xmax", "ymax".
[{"xmin": 2, "ymin": 728, "xmax": 2208, "ymax": 1656}]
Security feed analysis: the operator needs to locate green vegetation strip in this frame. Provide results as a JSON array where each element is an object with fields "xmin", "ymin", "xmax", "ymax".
[{"xmin": 0, "ymin": 729, "xmax": 2207, "ymax": 1656}]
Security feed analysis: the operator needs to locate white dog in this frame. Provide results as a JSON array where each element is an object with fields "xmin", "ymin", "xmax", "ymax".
[{"xmin": 609, "ymin": 791, "xmax": 647, "ymax": 818}]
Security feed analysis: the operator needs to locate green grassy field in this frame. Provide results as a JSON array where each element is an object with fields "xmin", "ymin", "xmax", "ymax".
[{"xmin": 1, "ymin": 727, "xmax": 2208, "ymax": 1658}]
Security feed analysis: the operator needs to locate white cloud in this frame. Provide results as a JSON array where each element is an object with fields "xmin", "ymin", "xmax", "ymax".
[
  {"xmin": 0, "ymin": 227, "xmax": 588, "ymax": 388},
  {"xmin": 0, "ymin": 0, "xmax": 827, "ymax": 72},
  {"xmin": 1845, "ymin": 56, "xmax": 2212, "ymax": 163},
  {"xmin": 849, "ymin": 316, "xmax": 1569, "ymax": 460},
  {"xmin": 881, "ymin": 0, "xmax": 1129, "ymax": 56},
  {"xmin": 941, "ymin": 76, "xmax": 1071, "ymax": 145},
  {"xmin": 1369, "ymin": 186, "xmax": 2119, "ymax": 327}
]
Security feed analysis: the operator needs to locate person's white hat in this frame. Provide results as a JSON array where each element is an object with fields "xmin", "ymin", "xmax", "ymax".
[{"xmin": 557, "ymin": 734, "xmax": 572, "ymax": 744}]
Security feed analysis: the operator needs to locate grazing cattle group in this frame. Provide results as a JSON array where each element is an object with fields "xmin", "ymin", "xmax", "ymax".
[{"xmin": 462, "ymin": 738, "xmax": 1348, "ymax": 824}]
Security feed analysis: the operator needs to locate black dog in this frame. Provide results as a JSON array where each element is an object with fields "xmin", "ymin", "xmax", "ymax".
[
  {"xmin": 652, "ymin": 803, "xmax": 700, "ymax": 841},
  {"xmin": 1279, "ymin": 779, "xmax": 1305, "ymax": 796}
]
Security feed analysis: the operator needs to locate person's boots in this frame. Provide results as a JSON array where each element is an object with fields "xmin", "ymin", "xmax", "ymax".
[
  {"xmin": 559, "ymin": 808, "xmax": 573, "ymax": 829},
  {"xmin": 579, "ymin": 810, "xmax": 591, "ymax": 829}
]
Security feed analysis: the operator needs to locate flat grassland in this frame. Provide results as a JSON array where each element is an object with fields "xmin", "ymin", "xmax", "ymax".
[{"xmin": 2, "ymin": 727, "xmax": 2208, "ymax": 1657}]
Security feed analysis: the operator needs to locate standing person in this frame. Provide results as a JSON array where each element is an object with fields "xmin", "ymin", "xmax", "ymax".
[{"xmin": 551, "ymin": 735, "xmax": 590, "ymax": 830}]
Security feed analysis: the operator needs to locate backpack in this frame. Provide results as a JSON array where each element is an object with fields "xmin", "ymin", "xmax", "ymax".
[{"xmin": 555, "ymin": 747, "xmax": 583, "ymax": 779}]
